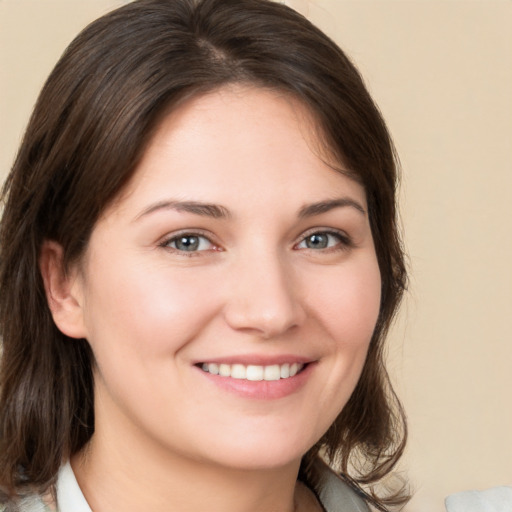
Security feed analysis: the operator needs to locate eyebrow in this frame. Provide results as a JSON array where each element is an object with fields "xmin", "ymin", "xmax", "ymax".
[
  {"xmin": 134, "ymin": 196, "xmax": 366, "ymax": 223},
  {"xmin": 298, "ymin": 198, "xmax": 366, "ymax": 218},
  {"xmin": 134, "ymin": 200, "xmax": 231, "ymax": 221}
]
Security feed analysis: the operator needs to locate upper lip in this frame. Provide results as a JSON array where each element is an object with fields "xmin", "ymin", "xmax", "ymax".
[{"xmin": 194, "ymin": 354, "xmax": 315, "ymax": 366}]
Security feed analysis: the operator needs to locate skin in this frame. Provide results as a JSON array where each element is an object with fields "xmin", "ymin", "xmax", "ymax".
[{"xmin": 42, "ymin": 85, "xmax": 381, "ymax": 512}]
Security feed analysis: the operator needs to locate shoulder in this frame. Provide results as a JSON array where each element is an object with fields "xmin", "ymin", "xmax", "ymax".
[
  {"xmin": 0, "ymin": 494, "xmax": 53, "ymax": 512},
  {"xmin": 312, "ymin": 460, "xmax": 370, "ymax": 512},
  {"xmin": 445, "ymin": 486, "xmax": 512, "ymax": 512}
]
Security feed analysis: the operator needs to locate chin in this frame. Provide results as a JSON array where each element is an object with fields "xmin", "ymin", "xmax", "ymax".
[
  {"xmin": 209, "ymin": 450, "xmax": 305, "ymax": 472},
  {"xmin": 195, "ymin": 429, "xmax": 317, "ymax": 471}
]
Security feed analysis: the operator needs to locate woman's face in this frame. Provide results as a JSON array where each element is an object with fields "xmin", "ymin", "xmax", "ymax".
[{"xmin": 69, "ymin": 86, "xmax": 381, "ymax": 470}]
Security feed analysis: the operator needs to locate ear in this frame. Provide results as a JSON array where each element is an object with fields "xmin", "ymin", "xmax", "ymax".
[{"xmin": 39, "ymin": 240, "xmax": 88, "ymax": 339}]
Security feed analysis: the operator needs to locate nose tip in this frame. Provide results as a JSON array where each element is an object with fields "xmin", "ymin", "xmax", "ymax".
[{"xmin": 223, "ymin": 262, "xmax": 304, "ymax": 339}]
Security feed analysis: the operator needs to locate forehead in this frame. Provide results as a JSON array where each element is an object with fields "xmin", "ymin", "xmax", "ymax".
[
  {"xmin": 150, "ymin": 85, "xmax": 334, "ymax": 165},
  {"xmin": 110, "ymin": 85, "xmax": 365, "ymax": 217}
]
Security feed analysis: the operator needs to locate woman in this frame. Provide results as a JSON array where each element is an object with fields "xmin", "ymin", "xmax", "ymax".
[{"xmin": 0, "ymin": 0, "xmax": 407, "ymax": 511}]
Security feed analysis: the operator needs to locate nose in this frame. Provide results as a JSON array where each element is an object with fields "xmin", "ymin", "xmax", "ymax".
[{"xmin": 222, "ymin": 252, "xmax": 305, "ymax": 339}]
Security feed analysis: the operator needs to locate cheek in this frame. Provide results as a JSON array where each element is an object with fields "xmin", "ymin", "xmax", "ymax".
[
  {"xmin": 298, "ymin": 256, "xmax": 381, "ymax": 438},
  {"xmin": 310, "ymin": 257, "xmax": 381, "ymax": 349},
  {"xmin": 82, "ymin": 257, "xmax": 221, "ymax": 359}
]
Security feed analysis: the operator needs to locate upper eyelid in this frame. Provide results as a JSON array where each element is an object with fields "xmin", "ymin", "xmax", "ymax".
[
  {"xmin": 296, "ymin": 227, "xmax": 351, "ymax": 242},
  {"xmin": 159, "ymin": 230, "xmax": 218, "ymax": 250},
  {"xmin": 157, "ymin": 227, "xmax": 352, "ymax": 250},
  {"xmin": 293, "ymin": 228, "xmax": 354, "ymax": 252},
  {"xmin": 160, "ymin": 228, "xmax": 214, "ymax": 242}
]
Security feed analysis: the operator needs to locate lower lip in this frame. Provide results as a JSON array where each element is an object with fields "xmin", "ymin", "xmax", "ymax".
[{"xmin": 196, "ymin": 363, "xmax": 314, "ymax": 400}]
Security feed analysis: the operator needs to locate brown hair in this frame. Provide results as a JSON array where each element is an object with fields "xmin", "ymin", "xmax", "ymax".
[{"xmin": 0, "ymin": 0, "xmax": 407, "ymax": 509}]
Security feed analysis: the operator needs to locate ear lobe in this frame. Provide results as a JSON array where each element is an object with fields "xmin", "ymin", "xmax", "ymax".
[{"xmin": 39, "ymin": 240, "xmax": 88, "ymax": 339}]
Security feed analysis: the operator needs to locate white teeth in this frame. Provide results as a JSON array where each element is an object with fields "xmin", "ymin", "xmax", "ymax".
[
  {"xmin": 263, "ymin": 365, "xmax": 281, "ymax": 381},
  {"xmin": 219, "ymin": 364, "xmax": 231, "ymax": 377},
  {"xmin": 246, "ymin": 365, "xmax": 263, "ymax": 381},
  {"xmin": 202, "ymin": 362, "xmax": 304, "ymax": 381},
  {"xmin": 231, "ymin": 364, "xmax": 246, "ymax": 379}
]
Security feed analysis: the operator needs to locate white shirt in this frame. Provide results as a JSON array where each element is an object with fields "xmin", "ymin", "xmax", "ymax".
[
  {"xmin": 10, "ymin": 459, "xmax": 369, "ymax": 512},
  {"xmin": 445, "ymin": 486, "xmax": 512, "ymax": 512}
]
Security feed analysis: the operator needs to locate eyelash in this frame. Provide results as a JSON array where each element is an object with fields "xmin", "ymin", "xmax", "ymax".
[
  {"xmin": 294, "ymin": 229, "xmax": 352, "ymax": 253},
  {"xmin": 159, "ymin": 230, "xmax": 219, "ymax": 257},
  {"xmin": 159, "ymin": 228, "xmax": 352, "ymax": 256}
]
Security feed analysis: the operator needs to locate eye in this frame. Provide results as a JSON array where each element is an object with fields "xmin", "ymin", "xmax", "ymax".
[
  {"xmin": 296, "ymin": 230, "xmax": 349, "ymax": 251},
  {"xmin": 162, "ymin": 233, "xmax": 215, "ymax": 253}
]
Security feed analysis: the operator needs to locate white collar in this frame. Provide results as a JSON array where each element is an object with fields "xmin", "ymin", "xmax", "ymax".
[
  {"xmin": 55, "ymin": 462, "xmax": 92, "ymax": 512},
  {"xmin": 53, "ymin": 459, "xmax": 369, "ymax": 512},
  {"xmin": 313, "ymin": 460, "xmax": 369, "ymax": 512}
]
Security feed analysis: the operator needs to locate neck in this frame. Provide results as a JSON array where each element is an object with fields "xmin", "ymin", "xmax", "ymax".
[{"xmin": 72, "ymin": 423, "xmax": 303, "ymax": 512}]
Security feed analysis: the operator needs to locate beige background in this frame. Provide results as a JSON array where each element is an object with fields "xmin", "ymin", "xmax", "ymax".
[{"xmin": 1, "ymin": 1, "xmax": 511, "ymax": 510}]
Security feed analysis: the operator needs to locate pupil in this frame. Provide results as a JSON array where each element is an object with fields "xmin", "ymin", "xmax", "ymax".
[
  {"xmin": 177, "ymin": 236, "xmax": 199, "ymax": 251},
  {"xmin": 306, "ymin": 234, "xmax": 328, "ymax": 249}
]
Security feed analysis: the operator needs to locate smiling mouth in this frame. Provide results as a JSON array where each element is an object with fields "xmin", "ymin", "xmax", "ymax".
[{"xmin": 199, "ymin": 362, "xmax": 306, "ymax": 381}]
